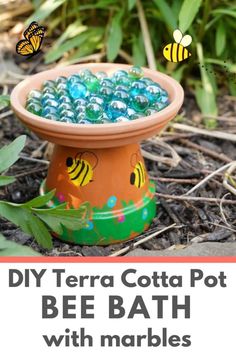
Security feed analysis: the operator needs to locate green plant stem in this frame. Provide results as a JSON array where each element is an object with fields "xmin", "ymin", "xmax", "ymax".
[
  {"xmin": 198, "ymin": 0, "xmax": 211, "ymax": 42},
  {"xmin": 136, "ymin": 0, "xmax": 156, "ymax": 70}
]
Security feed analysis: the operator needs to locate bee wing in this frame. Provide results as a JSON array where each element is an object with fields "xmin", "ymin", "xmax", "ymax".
[
  {"xmin": 180, "ymin": 34, "xmax": 192, "ymax": 47},
  {"xmin": 80, "ymin": 151, "xmax": 98, "ymax": 169},
  {"xmin": 173, "ymin": 29, "xmax": 183, "ymax": 44}
]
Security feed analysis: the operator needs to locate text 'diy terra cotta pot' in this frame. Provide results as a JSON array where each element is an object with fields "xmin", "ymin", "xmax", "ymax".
[{"xmin": 11, "ymin": 63, "xmax": 184, "ymax": 245}]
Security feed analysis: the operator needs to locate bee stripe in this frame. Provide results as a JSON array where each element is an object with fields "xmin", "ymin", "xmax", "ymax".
[
  {"xmin": 80, "ymin": 163, "xmax": 89, "ymax": 186},
  {"xmin": 138, "ymin": 162, "xmax": 145, "ymax": 184},
  {"xmin": 170, "ymin": 44, "xmax": 174, "ymax": 62},
  {"xmin": 137, "ymin": 167, "xmax": 141, "ymax": 188},
  {"xmin": 175, "ymin": 43, "xmax": 180, "ymax": 62},
  {"xmin": 178, "ymin": 44, "xmax": 183, "ymax": 62},
  {"xmin": 71, "ymin": 160, "xmax": 85, "ymax": 181},
  {"xmin": 184, "ymin": 48, "xmax": 188, "ymax": 59},
  {"xmin": 69, "ymin": 160, "xmax": 81, "ymax": 174}
]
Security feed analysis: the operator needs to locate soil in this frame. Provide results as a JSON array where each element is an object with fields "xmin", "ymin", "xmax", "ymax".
[
  {"xmin": 1, "ymin": 82, "xmax": 236, "ymax": 256},
  {"xmin": 0, "ymin": 28, "xmax": 236, "ymax": 255}
]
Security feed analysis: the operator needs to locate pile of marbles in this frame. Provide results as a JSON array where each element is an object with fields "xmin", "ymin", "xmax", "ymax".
[{"xmin": 25, "ymin": 66, "xmax": 170, "ymax": 124}]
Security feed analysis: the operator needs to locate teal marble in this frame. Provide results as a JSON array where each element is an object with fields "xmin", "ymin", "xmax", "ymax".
[
  {"xmin": 44, "ymin": 113, "xmax": 59, "ymax": 120},
  {"xmin": 89, "ymin": 95, "xmax": 104, "ymax": 106},
  {"xmin": 115, "ymin": 116, "xmax": 130, "ymax": 122},
  {"xmin": 100, "ymin": 78, "xmax": 114, "ymax": 88},
  {"xmin": 132, "ymin": 95, "xmax": 149, "ymax": 112},
  {"xmin": 99, "ymin": 86, "xmax": 113, "ymax": 101},
  {"xmin": 28, "ymin": 89, "xmax": 42, "ymax": 100},
  {"xmin": 145, "ymin": 108, "xmax": 157, "ymax": 116},
  {"xmin": 43, "ymin": 98, "xmax": 59, "ymax": 108},
  {"xmin": 130, "ymin": 81, "xmax": 146, "ymax": 96},
  {"xmin": 58, "ymin": 95, "xmax": 72, "ymax": 104},
  {"xmin": 26, "ymin": 67, "xmax": 170, "ymax": 124},
  {"xmin": 58, "ymin": 102, "xmax": 71, "ymax": 112},
  {"xmin": 107, "ymin": 100, "xmax": 127, "ymax": 120},
  {"xmin": 144, "ymin": 84, "xmax": 162, "ymax": 103},
  {"xmin": 43, "ymin": 80, "xmax": 55, "ymax": 89},
  {"xmin": 60, "ymin": 109, "xmax": 75, "ymax": 120},
  {"xmin": 26, "ymin": 101, "xmax": 42, "ymax": 115},
  {"xmin": 113, "ymin": 90, "xmax": 129, "ymax": 103},
  {"xmin": 128, "ymin": 66, "xmax": 144, "ymax": 79},
  {"xmin": 60, "ymin": 117, "xmax": 74, "ymax": 123},
  {"xmin": 85, "ymin": 103, "xmax": 103, "ymax": 121},
  {"xmin": 83, "ymin": 75, "xmax": 100, "ymax": 93},
  {"xmin": 41, "ymin": 93, "xmax": 56, "ymax": 105},
  {"xmin": 96, "ymin": 71, "xmax": 107, "ymax": 80},
  {"xmin": 42, "ymin": 106, "xmax": 58, "ymax": 116},
  {"xmin": 68, "ymin": 81, "xmax": 87, "ymax": 99}
]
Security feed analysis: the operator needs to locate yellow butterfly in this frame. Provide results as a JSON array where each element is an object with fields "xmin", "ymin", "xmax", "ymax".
[{"xmin": 16, "ymin": 21, "xmax": 46, "ymax": 57}]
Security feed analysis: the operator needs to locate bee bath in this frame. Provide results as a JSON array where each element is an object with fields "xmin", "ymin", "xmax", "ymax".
[{"xmin": 11, "ymin": 64, "xmax": 183, "ymax": 245}]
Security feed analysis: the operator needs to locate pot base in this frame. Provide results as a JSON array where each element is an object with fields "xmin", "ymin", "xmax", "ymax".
[{"xmin": 40, "ymin": 181, "xmax": 156, "ymax": 245}]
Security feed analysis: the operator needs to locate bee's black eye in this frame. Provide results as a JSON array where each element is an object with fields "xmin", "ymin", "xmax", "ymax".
[
  {"xmin": 66, "ymin": 157, "xmax": 73, "ymax": 167},
  {"xmin": 130, "ymin": 172, "xmax": 135, "ymax": 185}
]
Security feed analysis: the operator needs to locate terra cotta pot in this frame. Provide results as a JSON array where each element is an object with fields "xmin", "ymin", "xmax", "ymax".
[{"xmin": 10, "ymin": 63, "xmax": 184, "ymax": 245}]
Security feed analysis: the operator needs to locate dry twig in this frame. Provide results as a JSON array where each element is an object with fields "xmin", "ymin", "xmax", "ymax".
[
  {"xmin": 173, "ymin": 123, "xmax": 236, "ymax": 142},
  {"xmin": 109, "ymin": 223, "xmax": 176, "ymax": 257},
  {"xmin": 155, "ymin": 192, "xmax": 236, "ymax": 205}
]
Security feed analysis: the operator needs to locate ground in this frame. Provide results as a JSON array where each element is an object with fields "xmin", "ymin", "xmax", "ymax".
[{"xmin": 0, "ymin": 55, "xmax": 235, "ymax": 256}]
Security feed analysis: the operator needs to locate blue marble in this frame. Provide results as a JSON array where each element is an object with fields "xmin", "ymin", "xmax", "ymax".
[
  {"xmin": 113, "ymin": 90, "xmax": 129, "ymax": 103},
  {"xmin": 130, "ymin": 81, "xmax": 146, "ymax": 96},
  {"xmin": 107, "ymin": 100, "xmax": 127, "ymax": 120},
  {"xmin": 68, "ymin": 81, "xmax": 87, "ymax": 99},
  {"xmin": 144, "ymin": 84, "xmax": 162, "ymax": 103}
]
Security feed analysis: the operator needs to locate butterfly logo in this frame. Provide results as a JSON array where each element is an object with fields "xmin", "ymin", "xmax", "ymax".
[{"xmin": 16, "ymin": 21, "xmax": 46, "ymax": 57}]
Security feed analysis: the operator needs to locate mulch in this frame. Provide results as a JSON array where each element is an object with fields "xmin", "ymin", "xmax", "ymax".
[{"xmin": 1, "ymin": 82, "xmax": 236, "ymax": 256}]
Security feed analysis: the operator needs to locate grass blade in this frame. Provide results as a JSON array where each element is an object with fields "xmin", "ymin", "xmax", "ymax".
[{"xmin": 179, "ymin": 0, "xmax": 202, "ymax": 32}]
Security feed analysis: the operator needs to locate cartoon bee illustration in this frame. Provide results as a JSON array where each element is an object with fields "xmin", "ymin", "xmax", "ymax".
[
  {"xmin": 130, "ymin": 152, "xmax": 146, "ymax": 189},
  {"xmin": 66, "ymin": 151, "xmax": 98, "ymax": 187},
  {"xmin": 163, "ymin": 29, "xmax": 192, "ymax": 63}
]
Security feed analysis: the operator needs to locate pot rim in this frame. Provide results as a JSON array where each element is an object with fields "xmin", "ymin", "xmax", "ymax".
[{"xmin": 10, "ymin": 63, "xmax": 184, "ymax": 138}]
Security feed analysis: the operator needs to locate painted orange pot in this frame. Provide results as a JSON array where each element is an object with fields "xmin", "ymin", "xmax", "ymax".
[{"xmin": 11, "ymin": 64, "xmax": 184, "ymax": 245}]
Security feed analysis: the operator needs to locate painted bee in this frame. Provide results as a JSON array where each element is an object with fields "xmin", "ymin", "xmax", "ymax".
[
  {"xmin": 163, "ymin": 29, "xmax": 192, "ymax": 63},
  {"xmin": 130, "ymin": 152, "xmax": 146, "ymax": 189},
  {"xmin": 66, "ymin": 151, "xmax": 98, "ymax": 187}
]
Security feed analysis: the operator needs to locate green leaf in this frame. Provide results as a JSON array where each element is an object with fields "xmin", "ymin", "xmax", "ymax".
[
  {"xmin": 216, "ymin": 21, "xmax": 226, "ymax": 56},
  {"xmin": 0, "ymin": 201, "xmax": 52, "ymax": 249},
  {"xmin": 35, "ymin": 203, "xmax": 90, "ymax": 234},
  {"xmin": 196, "ymin": 43, "xmax": 218, "ymax": 122},
  {"xmin": 195, "ymin": 87, "xmax": 217, "ymax": 119},
  {"xmin": 206, "ymin": 64, "xmax": 218, "ymax": 95},
  {"xmin": 128, "ymin": 0, "xmax": 136, "ymax": 11},
  {"xmin": 0, "ymin": 135, "xmax": 26, "ymax": 174},
  {"xmin": 229, "ymin": 79, "xmax": 236, "ymax": 96},
  {"xmin": 0, "ymin": 234, "xmax": 41, "ymax": 256},
  {"xmin": 179, "ymin": 0, "xmax": 202, "ymax": 33},
  {"xmin": 107, "ymin": 13, "xmax": 123, "ymax": 62},
  {"xmin": 26, "ymin": 0, "xmax": 66, "ymax": 24},
  {"xmin": 27, "ymin": 215, "xmax": 53, "ymax": 249},
  {"xmin": 45, "ymin": 29, "xmax": 102, "ymax": 64},
  {"xmin": 153, "ymin": 0, "xmax": 177, "ymax": 30},
  {"xmin": 53, "ymin": 21, "xmax": 87, "ymax": 46},
  {"xmin": 0, "ymin": 95, "xmax": 10, "ymax": 110},
  {"xmin": 0, "ymin": 175, "xmax": 15, "ymax": 186},
  {"xmin": 24, "ymin": 189, "xmax": 56, "ymax": 208},
  {"xmin": 212, "ymin": 9, "xmax": 236, "ymax": 19},
  {"xmin": 132, "ymin": 33, "xmax": 146, "ymax": 66},
  {"xmin": 171, "ymin": 64, "xmax": 187, "ymax": 82},
  {"xmin": 0, "ymin": 202, "xmax": 34, "ymax": 235}
]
